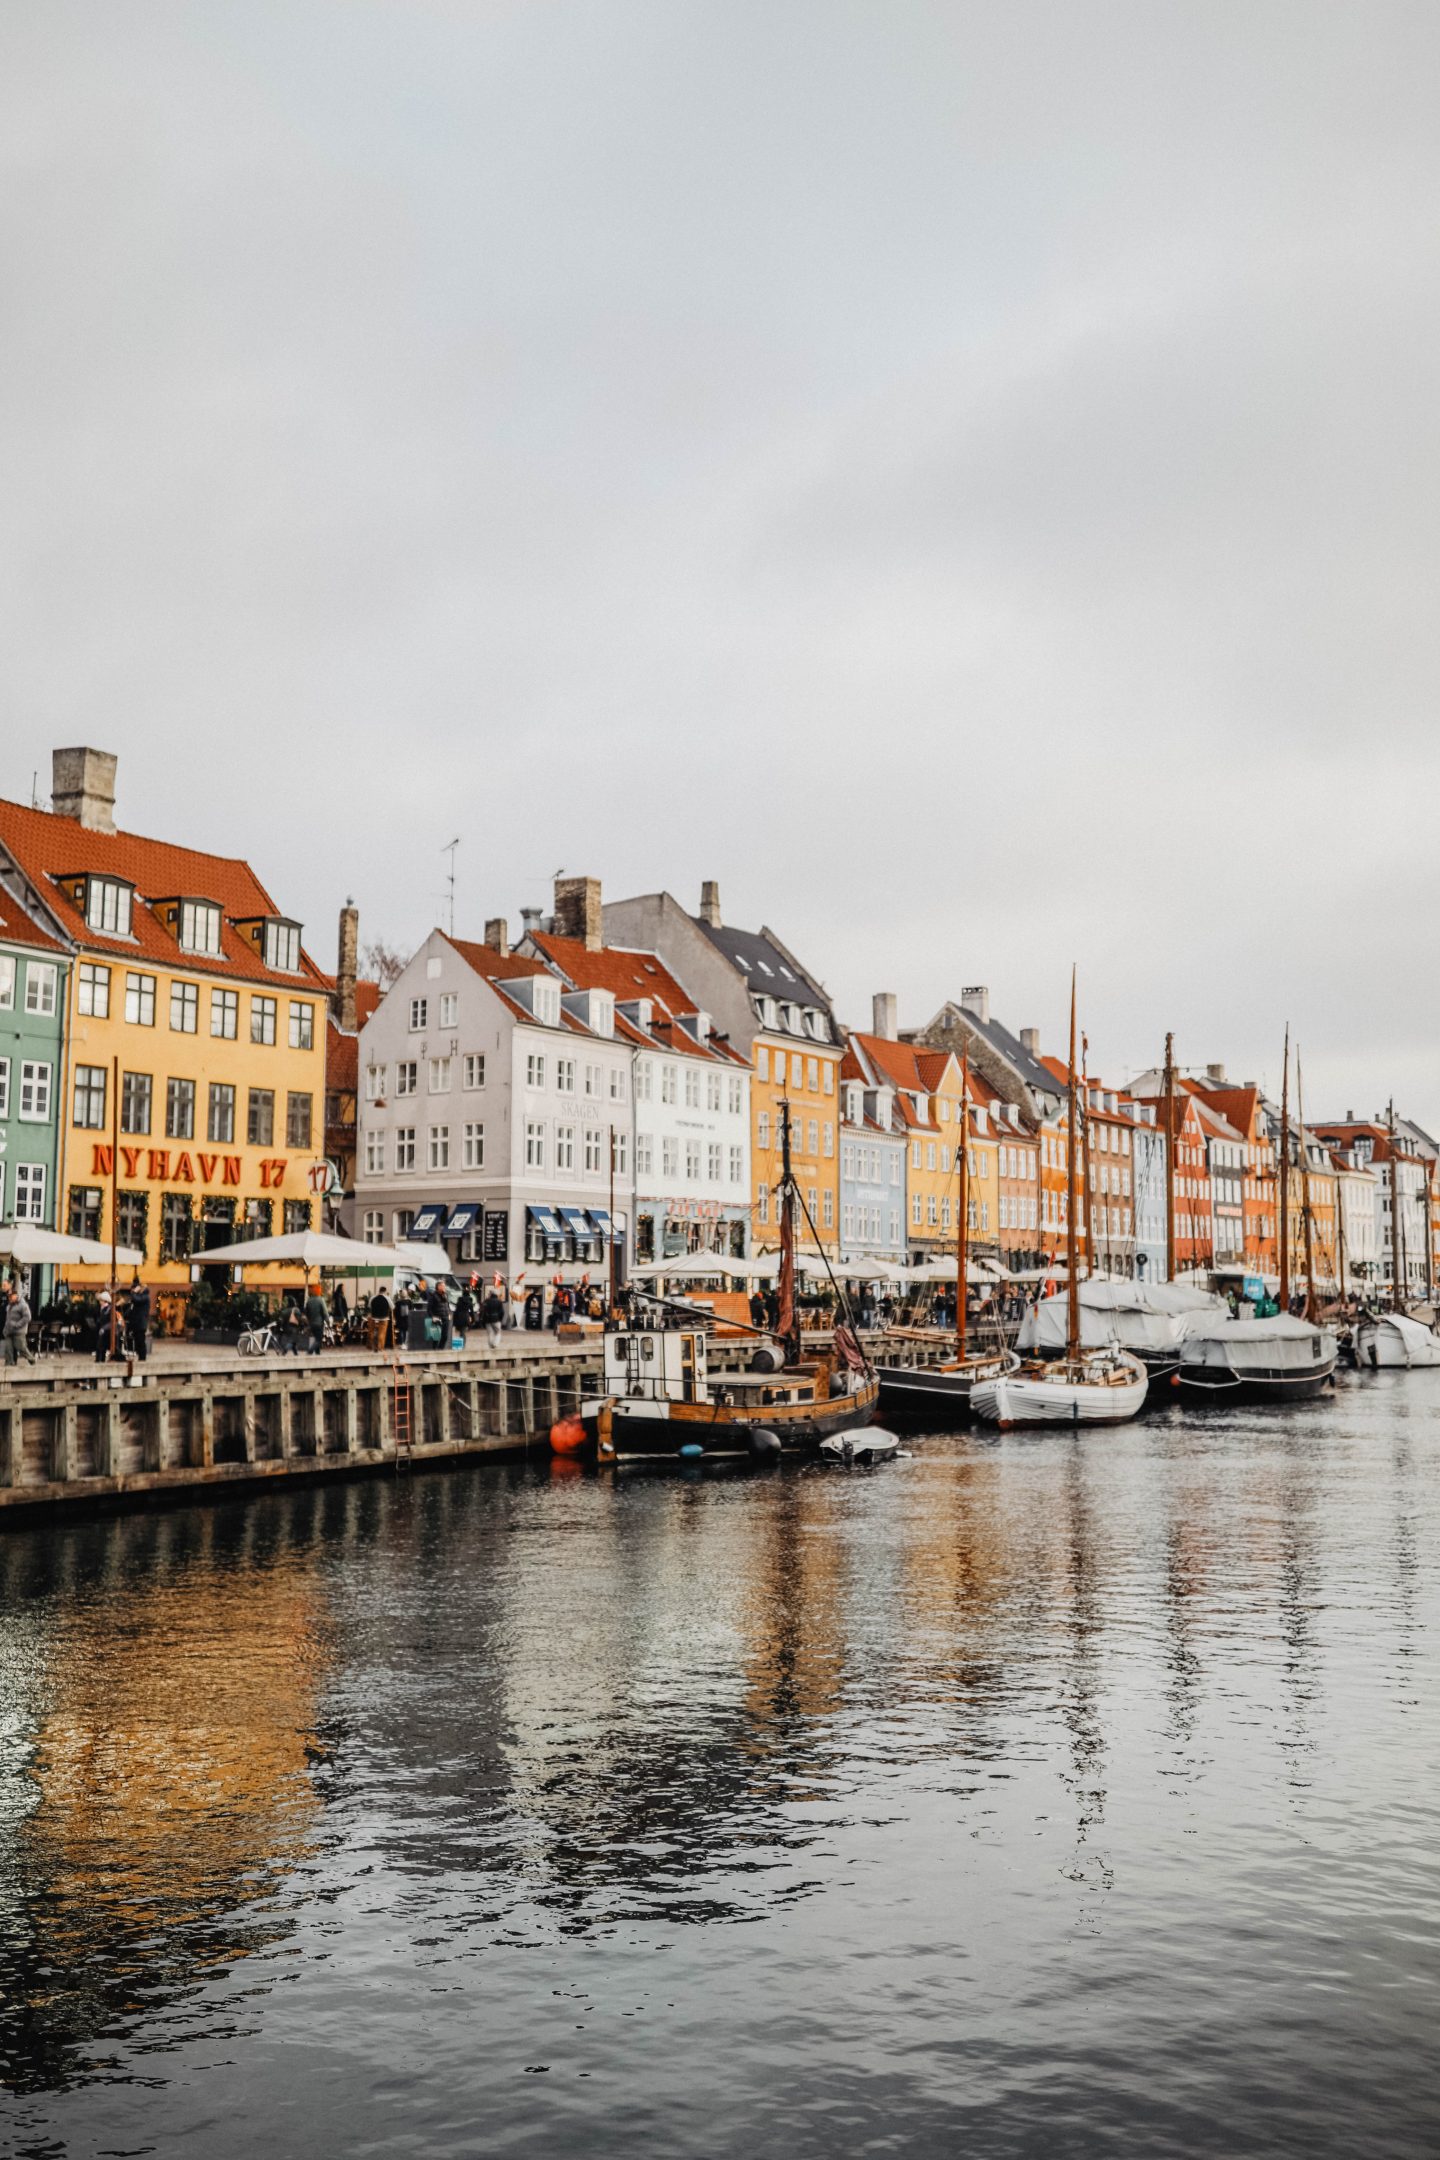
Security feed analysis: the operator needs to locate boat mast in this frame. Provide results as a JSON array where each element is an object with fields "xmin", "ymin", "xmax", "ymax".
[
  {"xmin": 1388, "ymin": 1100, "xmax": 1404, "ymax": 1311},
  {"xmin": 778, "ymin": 1097, "xmax": 799, "ymax": 1366},
  {"xmin": 1278, "ymin": 1028, "xmax": 1291, "ymax": 1314},
  {"xmin": 956, "ymin": 1051, "xmax": 969, "ymax": 1361},
  {"xmin": 1336, "ymin": 1154, "xmax": 1348, "ymax": 1302},
  {"xmin": 1066, "ymin": 969, "xmax": 1080, "ymax": 1365},
  {"xmin": 1163, "ymin": 1031, "xmax": 1177, "ymax": 1284},
  {"xmin": 1080, "ymin": 1031, "xmax": 1095, "ymax": 1282},
  {"xmin": 1295, "ymin": 1046, "xmax": 1315, "ymax": 1320}
]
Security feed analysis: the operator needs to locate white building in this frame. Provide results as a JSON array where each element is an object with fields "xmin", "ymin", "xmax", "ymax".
[{"xmin": 354, "ymin": 927, "xmax": 634, "ymax": 1280}]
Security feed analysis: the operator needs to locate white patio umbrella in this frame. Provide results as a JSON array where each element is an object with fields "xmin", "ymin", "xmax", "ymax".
[
  {"xmin": 189, "ymin": 1229, "xmax": 408, "ymax": 1271},
  {"xmin": 393, "ymin": 1241, "xmax": 457, "ymax": 1278},
  {"xmin": 0, "ymin": 1223, "xmax": 145, "ymax": 1268}
]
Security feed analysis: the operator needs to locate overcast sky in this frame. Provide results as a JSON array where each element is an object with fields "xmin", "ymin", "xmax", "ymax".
[{"xmin": 4, "ymin": 3, "xmax": 1438, "ymax": 1122}]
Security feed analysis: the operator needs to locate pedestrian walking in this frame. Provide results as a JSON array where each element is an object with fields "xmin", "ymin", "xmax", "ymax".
[
  {"xmin": 368, "ymin": 1287, "xmax": 393, "ymax": 1352},
  {"xmin": 126, "ymin": 1276, "xmax": 152, "ymax": 1363},
  {"xmin": 304, "ymin": 1280, "xmax": 328, "ymax": 1355},
  {"xmin": 481, "ymin": 1285, "xmax": 505, "ymax": 1349},
  {"xmin": 3, "ymin": 1281, "xmax": 36, "ymax": 1366},
  {"xmin": 451, "ymin": 1283, "xmax": 475, "ymax": 1350}
]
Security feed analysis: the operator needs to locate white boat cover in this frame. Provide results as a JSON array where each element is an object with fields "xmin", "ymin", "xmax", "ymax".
[
  {"xmin": 1183, "ymin": 1315, "xmax": 1337, "ymax": 1375},
  {"xmin": 1018, "ymin": 1280, "xmax": 1226, "ymax": 1355},
  {"xmin": 1358, "ymin": 1312, "xmax": 1440, "ymax": 1365}
]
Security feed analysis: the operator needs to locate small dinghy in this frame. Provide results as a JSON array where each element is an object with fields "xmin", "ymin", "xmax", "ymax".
[{"xmin": 820, "ymin": 1427, "xmax": 901, "ymax": 1467}]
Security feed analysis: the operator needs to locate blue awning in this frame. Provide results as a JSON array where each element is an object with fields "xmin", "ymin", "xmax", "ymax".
[
  {"xmin": 587, "ymin": 1208, "xmax": 617, "ymax": 1240},
  {"xmin": 558, "ymin": 1206, "xmax": 593, "ymax": 1237},
  {"xmin": 445, "ymin": 1203, "xmax": 479, "ymax": 1237},
  {"xmin": 409, "ymin": 1203, "xmax": 447, "ymax": 1240},
  {"xmin": 527, "ymin": 1204, "xmax": 565, "ymax": 1239}
]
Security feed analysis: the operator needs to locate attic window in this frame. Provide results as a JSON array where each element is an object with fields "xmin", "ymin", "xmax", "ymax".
[
  {"xmin": 83, "ymin": 876, "xmax": 132, "ymax": 937},
  {"xmin": 263, "ymin": 919, "xmax": 302, "ymax": 973},
  {"xmin": 179, "ymin": 899, "xmax": 222, "ymax": 956},
  {"xmin": 535, "ymin": 980, "xmax": 561, "ymax": 1027}
]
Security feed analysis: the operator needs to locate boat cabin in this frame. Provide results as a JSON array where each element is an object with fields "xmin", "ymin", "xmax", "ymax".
[{"xmin": 603, "ymin": 1329, "xmax": 709, "ymax": 1403}]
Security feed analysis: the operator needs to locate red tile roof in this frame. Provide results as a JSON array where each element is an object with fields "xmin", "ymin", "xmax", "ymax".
[
  {"xmin": 0, "ymin": 793, "xmax": 325, "ymax": 988},
  {"xmin": 527, "ymin": 930, "xmax": 747, "ymax": 1063},
  {"xmin": 0, "ymin": 881, "xmax": 64, "ymax": 953}
]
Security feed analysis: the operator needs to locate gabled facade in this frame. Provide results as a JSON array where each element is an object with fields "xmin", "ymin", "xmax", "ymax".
[
  {"xmin": 906, "ymin": 986, "xmax": 1064, "ymax": 1124},
  {"xmin": 1310, "ymin": 1119, "xmax": 1429, "ymax": 1299},
  {"xmin": 603, "ymin": 883, "xmax": 841, "ymax": 1255},
  {"xmin": 848, "ymin": 1006, "xmax": 970, "ymax": 1260},
  {"xmin": 0, "ymin": 748, "xmax": 327, "ymax": 1294},
  {"xmin": 355, "ymin": 927, "xmax": 635, "ymax": 1279},
  {"xmin": 838, "ymin": 1053, "xmax": 906, "ymax": 1267},
  {"xmin": 0, "ymin": 885, "xmax": 68, "ymax": 1239}
]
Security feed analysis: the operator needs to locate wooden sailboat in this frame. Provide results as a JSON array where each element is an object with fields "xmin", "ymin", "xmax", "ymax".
[
  {"xmin": 875, "ymin": 1051, "xmax": 1018, "ymax": 1425},
  {"xmin": 1178, "ymin": 1030, "xmax": 1338, "ymax": 1401},
  {"xmin": 970, "ymin": 975, "xmax": 1147, "ymax": 1429},
  {"xmin": 567, "ymin": 1100, "xmax": 881, "ymax": 1462}
]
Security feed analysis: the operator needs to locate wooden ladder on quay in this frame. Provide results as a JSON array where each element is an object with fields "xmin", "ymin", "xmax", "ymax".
[{"xmin": 389, "ymin": 1353, "xmax": 414, "ymax": 1471}]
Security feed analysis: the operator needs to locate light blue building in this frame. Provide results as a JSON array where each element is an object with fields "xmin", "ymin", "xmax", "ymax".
[
  {"xmin": 839, "ymin": 1067, "xmax": 907, "ymax": 1272},
  {"xmin": 1125, "ymin": 1099, "xmax": 1168, "ymax": 1282}
]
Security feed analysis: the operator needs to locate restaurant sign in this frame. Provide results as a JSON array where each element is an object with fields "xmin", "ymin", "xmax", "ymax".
[{"xmin": 91, "ymin": 1144, "xmax": 292, "ymax": 1189}]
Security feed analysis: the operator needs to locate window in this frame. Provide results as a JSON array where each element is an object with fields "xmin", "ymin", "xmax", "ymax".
[
  {"xmin": 823, "ymin": 1121, "xmax": 834, "ymax": 1158},
  {"xmin": 125, "ymin": 972, "xmax": 156, "ymax": 1026},
  {"xmin": 822, "ymin": 1188, "xmax": 834, "ymax": 1228},
  {"xmin": 614, "ymin": 1133, "xmax": 628, "ymax": 1175},
  {"xmin": 395, "ymin": 1127, "xmax": 417, "ymax": 1171},
  {"xmin": 636, "ymin": 1133, "xmax": 653, "ymax": 1176},
  {"xmin": 119, "ymin": 1071, "xmax": 152, "ymax": 1135},
  {"xmin": 439, "ymin": 993, "xmax": 458, "ymax": 1028},
  {"xmin": 428, "ymin": 1125, "xmax": 450, "ymax": 1170},
  {"xmin": 556, "ymin": 1125, "xmax": 575, "ymax": 1171},
  {"xmin": 728, "ymin": 1076, "xmax": 743, "ymax": 1115},
  {"xmin": 585, "ymin": 1129, "xmax": 604, "ymax": 1174},
  {"xmin": 77, "ymin": 962, "xmax": 110, "ymax": 1018},
  {"xmin": 429, "ymin": 1057, "xmax": 452, "ymax": 1094},
  {"xmin": 662, "ymin": 1137, "xmax": 678, "ymax": 1178},
  {"xmin": 365, "ymin": 1128, "xmax": 386, "ymax": 1174},
  {"xmin": 68, "ymin": 1187, "xmax": 103, "ymax": 1241},
  {"xmin": 926, "ymin": 1142, "xmax": 937, "ymax": 1172},
  {"xmin": 264, "ymin": 921, "xmax": 301, "ymax": 974},
  {"xmin": 170, "ymin": 979, "xmax": 199, "ymax": 1033},
  {"xmin": 605, "ymin": 1064, "xmax": 625, "ymax": 1103},
  {"xmin": 207, "ymin": 1083, "xmax": 236, "ymax": 1143},
  {"xmin": 159, "ymin": 1192, "xmax": 192, "ymax": 1261},
  {"xmin": 526, "ymin": 1053, "xmax": 546, "ymax": 1089},
  {"xmin": 584, "ymin": 1063, "xmax": 600, "ymax": 1099},
  {"xmin": 20, "ymin": 1062, "xmax": 52, "ymax": 1121},
  {"xmin": 166, "ymin": 1076, "xmax": 195, "ymax": 1141},
  {"xmin": 463, "ymin": 1122, "xmax": 484, "ymax": 1169},
  {"xmin": 525, "ymin": 1122, "xmax": 545, "ymax": 1169},
  {"xmin": 363, "ymin": 1209, "xmax": 385, "ymax": 1244},
  {"xmin": 807, "ymin": 1119, "xmax": 819, "ymax": 1157},
  {"xmin": 757, "ymin": 1111, "xmax": 770, "ymax": 1151},
  {"xmin": 463, "ymin": 1054, "xmax": 485, "ymax": 1089},
  {"xmin": 635, "ymin": 1059, "xmax": 652, "ymax": 1102},
  {"xmin": 211, "ymin": 987, "xmax": 237, "ymax": 1039},
  {"xmin": 85, "ymin": 878, "xmax": 132, "ymax": 937},
  {"xmin": 927, "ymin": 1194, "xmax": 938, "ymax": 1226},
  {"xmin": 774, "ymin": 1051, "xmax": 787, "ymax": 1087},
  {"xmin": 707, "ymin": 1143, "xmax": 723, "ymax": 1182},
  {"xmin": 179, "ymin": 900, "xmax": 222, "ymax": 955},
  {"xmin": 661, "ymin": 1064, "xmax": 677, "ymax": 1105},
  {"xmin": 251, "ymin": 995, "xmax": 277, "ymax": 1046},
  {"xmin": 684, "ymin": 1068, "xmax": 701, "ymax": 1108},
  {"xmin": 685, "ymin": 1141, "xmax": 701, "ymax": 1180},
  {"xmin": 556, "ymin": 1057, "xmax": 575, "ymax": 1094},
  {"xmin": 807, "ymin": 1058, "xmax": 819, "ymax": 1092},
  {"xmin": 393, "ymin": 1209, "xmax": 416, "ymax": 1242},
  {"xmin": 0, "ymin": 956, "xmax": 13, "ymax": 1009},
  {"xmin": 73, "ymin": 1064, "xmax": 107, "ymax": 1129},
  {"xmin": 14, "ymin": 1164, "xmax": 46, "ymax": 1221},
  {"xmin": 283, "ymin": 1200, "xmax": 311, "ymax": 1235},
  {"xmin": 410, "ymin": 997, "xmax": 428, "ymax": 1032},
  {"xmin": 729, "ymin": 1145, "xmax": 743, "ymax": 1183},
  {"xmin": 287, "ymin": 1093, "xmax": 313, "ymax": 1148},
  {"xmin": 941, "ymin": 1197, "xmax": 951, "ymax": 1230},
  {"xmin": 117, "ymin": 1191, "xmax": 147, "ymax": 1252},
  {"xmin": 912, "ymin": 1193, "xmax": 922, "ymax": 1226},
  {"xmin": 289, "ymin": 1001, "xmax": 315, "ymax": 1051},
  {"xmin": 758, "ymin": 1184, "xmax": 769, "ymax": 1225},
  {"xmin": 247, "ymin": 1088, "xmax": 275, "ymax": 1146},
  {"xmin": 396, "ymin": 1061, "xmax": 417, "ymax": 1096}
]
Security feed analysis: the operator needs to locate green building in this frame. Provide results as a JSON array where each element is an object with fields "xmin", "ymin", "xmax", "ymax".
[{"xmin": 0, "ymin": 893, "xmax": 68, "ymax": 1248}]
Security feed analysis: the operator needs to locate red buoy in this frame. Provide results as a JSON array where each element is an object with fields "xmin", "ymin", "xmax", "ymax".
[{"xmin": 549, "ymin": 1416, "xmax": 588, "ymax": 1456}]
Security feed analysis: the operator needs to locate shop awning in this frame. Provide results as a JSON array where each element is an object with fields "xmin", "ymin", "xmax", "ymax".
[
  {"xmin": 527, "ymin": 1204, "xmax": 565, "ymax": 1239},
  {"xmin": 588, "ymin": 1207, "xmax": 617, "ymax": 1240},
  {"xmin": 558, "ymin": 1206, "xmax": 593, "ymax": 1238},
  {"xmin": 408, "ymin": 1203, "xmax": 448, "ymax": 1241},
  {"xmin": 445, "ymin": 1203, "xmax": 479, "ymax": 1238}
]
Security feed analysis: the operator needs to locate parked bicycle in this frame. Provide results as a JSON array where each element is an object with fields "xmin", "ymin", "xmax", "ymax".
[{"xmin": 237, "ymin": 1321, "xmax": 279, "ymax": 1356}]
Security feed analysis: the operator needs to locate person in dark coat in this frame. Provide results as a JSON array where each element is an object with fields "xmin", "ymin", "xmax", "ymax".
[
  {"xmin": 304, "ymin": 1282, "xmax": 328, "ymax": 1355},
  {"xmin": 481, "ymin": 1286, "xmax": 505, "ymax": 1349},
  {"xmin": 451, "ymin": 1284, "xmax": 475, "ymax": 1349},
  {"xmin": 126, "ymin": 1276, "xmax": 152, "ymax": 1363},
  {"xmin": 368, "ymin": 1287, "xmax": 393, "ymax": 1352}
]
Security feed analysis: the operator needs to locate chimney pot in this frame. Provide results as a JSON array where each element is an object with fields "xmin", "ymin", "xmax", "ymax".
[
  {"xmin": 1206, "ymin": 1062, "xmax": 1227, "ymax": 1084},
  {"xmin": 484, "ymin": 916, "xmax": 510, "ymax": 956},
  {"xmin": 699, "ymin": 881, "xmax": 722, "ymax": 928},
  {"xmin": 335, "ymin": 902, "xmax": 359, "ymax": 1033},
  {"xmin": 52, "ymin": 746, "xmax": 117, "ymax": 833},
  {"xmin": 961, "ymin": 984, "xmax": 991, "ymax": 1027},
  {"xmin": 554, "ymin": 874, "xmax": 603, "ymax": 952},
  {"xmin": 1019, "ymin": 1026, "xmax": 1040, "ymax": 1055},
  {"xmin": 872, "ymin": 991, "xmax": 898, "ymax": 1040}
]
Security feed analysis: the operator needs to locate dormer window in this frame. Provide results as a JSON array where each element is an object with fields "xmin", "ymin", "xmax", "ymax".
[
  {"xmin": 535, "ymin": 980, "xmax": 561, "ymax": 1027},
  {"xmin": 83, "ymin": 875, "xmax": 133, "ymax": 937},
  {"xmin": 263, "ymin": 919, "xmax": 302, "ymax": 973},
  {"xmin": 179, "ymin": 899, "xmax": 223, "ymax": 956}
]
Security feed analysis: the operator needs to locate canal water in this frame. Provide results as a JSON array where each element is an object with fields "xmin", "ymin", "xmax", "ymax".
[{"xmin": 2, "ymin": 1376, "xmax": 1438, "ymax": 2158}]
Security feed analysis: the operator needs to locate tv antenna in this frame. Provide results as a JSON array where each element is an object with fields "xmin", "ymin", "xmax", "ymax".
[{"xmin": 442, "ymin": 836, "xmax": 461, "ymax": 935}]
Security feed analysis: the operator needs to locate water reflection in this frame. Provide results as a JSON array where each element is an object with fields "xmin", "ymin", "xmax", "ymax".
[{"xmin": 2, "ymin": 1381, "xmax": 1439, "ymax": 2159}]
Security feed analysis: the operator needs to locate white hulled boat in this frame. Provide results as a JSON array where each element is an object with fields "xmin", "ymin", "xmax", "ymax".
[
  {"xmin": 1017, "ymin": 1277, "xmax": 1225, "ymax": 1389},
  {"xmin": 969, "ymin": 971, "xmax": 1146, "ymax": 1435},
  {"xmin": 1177, "ymin": 1313, "xmax": 1338, "ymax": 1399},
  {"xmin": 1356, "ymin": 1310, "xmax": 1440, "ymax": 1368}
]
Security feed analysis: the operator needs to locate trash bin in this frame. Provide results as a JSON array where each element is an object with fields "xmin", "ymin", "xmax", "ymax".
[{"xmin": 407, "ymin": 1307, "xmax": 430, "ymax": 1350}]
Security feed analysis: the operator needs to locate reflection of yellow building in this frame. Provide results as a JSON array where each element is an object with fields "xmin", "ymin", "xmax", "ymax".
[{"xmin": 0, "ymin": 751, "xmax": 328, "ymax": 1293}]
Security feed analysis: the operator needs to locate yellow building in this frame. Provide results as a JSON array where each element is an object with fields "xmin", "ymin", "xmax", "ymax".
[
  {"xmin": 752, "ymin": 1023, "xmax": 842, "ymax": 1253},
  {"xmin": 0, "ymin": 749, "xmax": 328, "ymax": 1301}
]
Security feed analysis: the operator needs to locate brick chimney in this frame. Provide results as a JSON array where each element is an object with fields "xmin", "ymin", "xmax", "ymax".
[
  {"xmin": 872, "ymin": 992, "xmax": 898, "ymax": 1040},
  {"xmin": 961, "ymin": 985, "xmax": 991, "ymax": 1027},
  {"xmin": 1019, "ymin": 1027, "xmax": 1040, "ymax": 1055},
  {"xmin": 554, "ymin": 875, "xmax": 602, "ymax": 951},
  {"xmin": 699, "ymin": 880, "xmax": 722, "ymax": 928},
  {"xmin": 336, "ymin": 899, "xmax": 359, "ymax": 1032},
  {"xmin": 52, "ymin": 747, "xmax": 117, "ymax": 833},
  {"xmin": 484, "ymin": 916, "xmax": 509, "ymax": 956}
]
